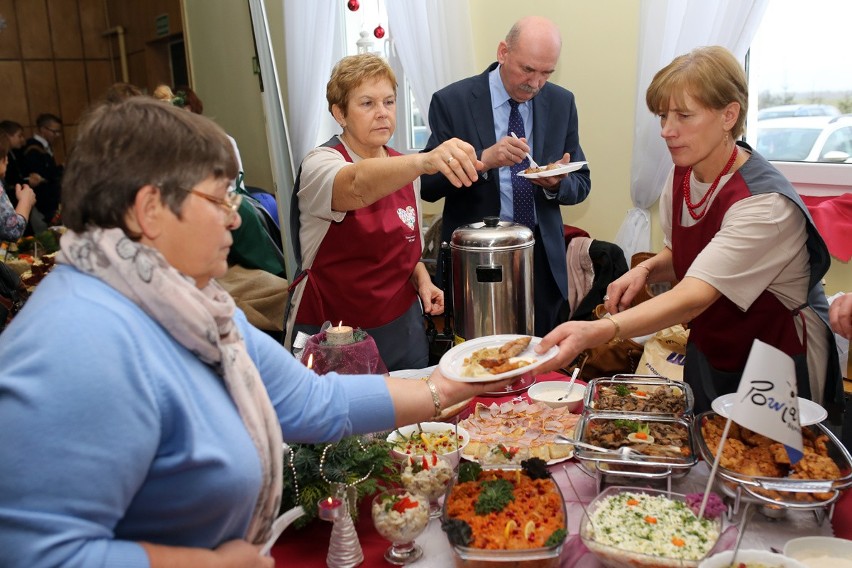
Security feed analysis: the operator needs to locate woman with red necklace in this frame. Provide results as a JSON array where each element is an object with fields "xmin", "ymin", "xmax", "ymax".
[{"xmin": 537, "ymin": 46, "xmax": 844, "ymax": 435}]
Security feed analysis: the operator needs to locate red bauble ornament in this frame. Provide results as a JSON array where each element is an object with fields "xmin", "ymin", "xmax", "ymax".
[
  {"xmin": 373, "ymin": 25, "xmax": 385, "ymax": 39},
  {"xmin": 347, "ymin": 0, "xmax": 359, "ymax": 11}
]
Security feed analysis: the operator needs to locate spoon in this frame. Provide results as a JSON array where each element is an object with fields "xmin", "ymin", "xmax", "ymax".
[
  {"xmin": 557, "ymin": 367, "xmax": 581, "ymax": 401},
  {"xmin": 556, "ymin": 434, "xmax": 645, "ymax": 458},
  {"xmin": 510, "ymin": 131, "xmax": 540, "ymax": 169}
]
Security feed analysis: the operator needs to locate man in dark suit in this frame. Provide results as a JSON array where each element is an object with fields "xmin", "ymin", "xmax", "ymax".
[
  {"xmin": 22, "ymin": 113, "xmax": 64, "ymax": 224},
  {"xmin": 421, "ymin": 16, "xmax": 591, "ymax": 337}
]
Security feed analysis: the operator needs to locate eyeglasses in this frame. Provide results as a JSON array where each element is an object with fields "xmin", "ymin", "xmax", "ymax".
[
  {"xmin": 184, "ymin": 188, "xmax": 242, "ymax": 214},
  {"xmin": 44, "ymin": 126, "xmax": 62, "ymax": 135}
]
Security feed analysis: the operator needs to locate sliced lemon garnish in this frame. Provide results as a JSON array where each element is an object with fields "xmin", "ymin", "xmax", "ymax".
[
  {"xmin": 524, "ymin": 520, "xmax": 536, "ymax": 539},
  {"xmin": 504, "ymin": 519, "xmax": 517, "ymax": 540}
]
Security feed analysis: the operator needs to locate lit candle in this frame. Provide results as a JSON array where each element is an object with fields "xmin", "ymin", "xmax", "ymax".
[
  {"xmin": 306, "ymin": 353, "xmax": 314, "ymax": 370},
  {"xmin": 325, "ymin": 321, "xmax": 355, "ymax": 346},
  {"xmin": 317, "ymin": 496, "xmax": 343, "ymax": 521}
]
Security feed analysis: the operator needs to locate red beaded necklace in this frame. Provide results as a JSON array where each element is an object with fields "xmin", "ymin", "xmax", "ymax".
[{"xmin": 682, "ymin": 145, "xmax": 739, "ymax": 220}]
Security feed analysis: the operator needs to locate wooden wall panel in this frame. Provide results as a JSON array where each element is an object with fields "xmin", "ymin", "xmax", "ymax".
[
  {"xmin": 16, "ymin": 0, "xmax": 52, "ymax": 59},
  {"xmin": 55, "ymin": 60, "xmax": 88, "ymax": 122},
  {"xmin": 127, "ymin": 51, "xmax": 148, "ymax": 92},
  {"xmin": 79, "ymin": 0, "xmax": 110, "ymax": 58},
  {"xmin": 0, "ymin": 61, "xmax": 29, "ymax": 124},
  {"xmin": 86, "ymin": 60, "xmax": 115, "ymax": 102},
  {"xmin": 48, "ymin": 0, "xmax": 84, "ymax": 59},
  {"xmin": 23, "ymin": 60, "xmax": 59, "ymax": 125},
  {"xmin": 0, "ymin": 0, "xmax": 22, "ymax": 58}
]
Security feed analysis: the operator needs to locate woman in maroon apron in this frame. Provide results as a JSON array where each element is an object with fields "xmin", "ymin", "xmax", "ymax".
[
  {"xmin": 536, "ymin": 46, "xmax": 845, "ymax": 444},
  {"xmin": 286, "ymin": 54, "xmax": 482, "ymax": 371}
]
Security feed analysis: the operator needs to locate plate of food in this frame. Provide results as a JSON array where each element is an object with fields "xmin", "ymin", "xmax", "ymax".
[
  {"xmin": 711, "ymin": 393, "xmax": 827, "ymax": 426},
  {"xmin": 459, "ymin": 400, "xmax": 581, "ymax": 465},
  {"xmin": 517, "ymin": 161, "xmax": 587, "ymax": 179},
  {"xmin": 439, "ymin": 335, "xmax": 558, "ymax": 383}
]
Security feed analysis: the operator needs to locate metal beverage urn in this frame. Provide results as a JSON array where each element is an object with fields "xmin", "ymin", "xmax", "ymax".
[{"xmin": 450, "ymin": 217, "xmax": 534, "ymax": 341}]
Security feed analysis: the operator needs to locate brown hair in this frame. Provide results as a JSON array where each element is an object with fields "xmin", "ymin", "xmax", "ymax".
[
  {"xmin": 62, "ymin": 97, "xmax": 238, "ymax": 234},
  {"xmin": 175, "ymin": 86, "xmax": 204, "ymax": 115},
  {"xmin": 102, "ymin": 82, "xmax": 144, "ymax": 103},
  {"xmin": 646, "ymin": 46, "xmax": 748, "ymax": 138},
  {"xmin": 326, "ymin": 53, "xmax": 397, "ymax": 116},
  {"xmin": 0, "ymin": 120, "xmax": 23, "ymax": 137},
  {"xmin": 0, "ymin": 134, "xmax": 9, "ymax": 157}
]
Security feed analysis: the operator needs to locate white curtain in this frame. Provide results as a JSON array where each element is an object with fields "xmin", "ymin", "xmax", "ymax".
[
  {"xmin": 386, "ymin": 0, "xmax": 476, "ymax": 123},
  {"xmin": 283, "ymin": 0, "xmax": 346, "ymax": 168},
  {"xmin": 615, "ymin": 0, "xmax": 770, "ymax": 263}
]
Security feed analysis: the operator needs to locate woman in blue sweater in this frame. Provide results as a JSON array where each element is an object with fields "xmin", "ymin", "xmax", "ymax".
[{"xmin": 0, "ymin": 97, "xmax": 510, "ymax": 568}]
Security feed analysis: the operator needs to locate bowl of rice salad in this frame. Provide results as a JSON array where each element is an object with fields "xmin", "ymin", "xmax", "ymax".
[{"xmin": 581, "ymin": 486, "xmax": 723, "ymax": 568}]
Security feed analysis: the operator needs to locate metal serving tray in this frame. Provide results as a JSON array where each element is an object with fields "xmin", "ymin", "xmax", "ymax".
[
  {"xmin": 583, "ymin": 375, "xmax": 694, "ymax": 418},
  {"xmin": 574, "ymin": 412, "xmax": 698, "ymax": 492},
  {"xmin": 693, "ymin": 410, "xmax": 852, "ymax": 514}
]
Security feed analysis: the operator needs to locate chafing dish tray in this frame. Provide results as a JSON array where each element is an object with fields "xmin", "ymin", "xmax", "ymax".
[
  {"xmin": 574, "ymin": 413, "xmax": 697, "ymax": 484},
  {"xmin": 694, "ymin": 411, "xmax": 852, "ymax": 511},
  {"xmin": 583, "ymin": 375, "xmax": 694, "ymax": 418}
]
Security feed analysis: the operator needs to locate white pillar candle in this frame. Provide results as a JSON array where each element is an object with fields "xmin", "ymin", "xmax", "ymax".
[{"xmin": 326, "ymin": 324, "xmax": 354, "ymax": 345}]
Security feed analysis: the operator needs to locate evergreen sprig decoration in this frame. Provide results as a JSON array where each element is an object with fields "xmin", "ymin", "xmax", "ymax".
[{"xmin": 280, "ymin": 434, "xmax": 398, "ymax": 528}]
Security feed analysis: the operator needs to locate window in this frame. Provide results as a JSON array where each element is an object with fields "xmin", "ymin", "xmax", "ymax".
[
  {"xmin": 341, "ymin": 3, "xmax": 427, "ymax": 153},
  {"xmin": 747, "ymin": 0, "xmax": 852, "ymax": 194}
]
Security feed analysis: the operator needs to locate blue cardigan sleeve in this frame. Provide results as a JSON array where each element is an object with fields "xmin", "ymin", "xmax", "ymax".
[{"xmin": 241, "ymin": 315, "xmax": 397, "ymax": 441}]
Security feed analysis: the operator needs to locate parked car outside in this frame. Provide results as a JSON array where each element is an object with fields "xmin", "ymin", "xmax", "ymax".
[
  {"xmin": 757, "ymin": 104, "xmax": 841, "ymax": 121},
  {"xmin": 755, "ymin": 115, "xmax": 852, "ymax": 163}
]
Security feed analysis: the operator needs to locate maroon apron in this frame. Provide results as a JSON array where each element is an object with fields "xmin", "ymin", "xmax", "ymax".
[
  {"xmin": 293, "ymin": 142, "xmax": 421, "ymax": 330},
  {"xmin": 671, "ymin": 165, "xmax": 809, "ymax": 410}
]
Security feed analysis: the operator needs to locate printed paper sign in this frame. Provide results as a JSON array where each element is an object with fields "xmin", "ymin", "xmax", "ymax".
[{"xmin": 728, "ymin": 339, "xmax": 803, "ymax": 463}]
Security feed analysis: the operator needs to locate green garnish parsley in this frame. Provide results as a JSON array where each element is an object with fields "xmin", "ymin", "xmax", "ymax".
[
  {"xmin": 458, "ymin": 461, "xmax": 482, "ymax": 484},
  {"xmin": 544, "ymin": 528, "xmax": 567, "ymax": 547},
  {"xmin": 474, "ymin": 478, "xmax": 515, "ymax": 515},
  {"xmin": 613, "ymin": 384, "xmax": 631, "ymax": 397}
]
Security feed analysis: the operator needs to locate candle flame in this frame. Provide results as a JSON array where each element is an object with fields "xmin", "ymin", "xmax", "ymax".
[
  {"xmin": 306, "ymin": 353, "xmax": 314, "ymax": 370},
  {"xmin": 327, "ymin": 497, "xmax": 333, "ymax": 506},
  {"xmin": 337, "ymin": 321, "xmax": 343, "ymax": 329}
]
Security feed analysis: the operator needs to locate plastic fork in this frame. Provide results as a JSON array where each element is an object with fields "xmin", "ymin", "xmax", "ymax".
[
  {"xmin": 510, "ymin": 131, "xmax": 539, "ymax": 169},
  {"xmin": 556, "ymin": 434, "xmax": 646, "ymax": 458}
]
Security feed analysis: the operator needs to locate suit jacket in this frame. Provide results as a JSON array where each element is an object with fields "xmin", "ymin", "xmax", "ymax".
[{"xmin": 420, "ymin": 62, "xmax": 591, "ymax": 299}]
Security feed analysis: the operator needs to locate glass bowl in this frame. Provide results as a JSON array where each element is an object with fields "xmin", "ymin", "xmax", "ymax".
[
  {"xmin": 371, "ymin": 488, "xmax": 430, "ymax": 565},
  {"xmin": 399, "ymin": 452, "xmax": 454, "ymax": 518},
  {"xmin": 580, "ymin": 486, "xmax": 723, "ymax": 568}
]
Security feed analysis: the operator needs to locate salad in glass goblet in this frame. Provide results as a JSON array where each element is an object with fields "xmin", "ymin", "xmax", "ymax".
[
  {"xmin": 372, "ymin": 489, "xmax": 430, "ymax": 565},
  {"xmin": 400, "ymin": 452, "xmax": 454, "ymax": 518}
]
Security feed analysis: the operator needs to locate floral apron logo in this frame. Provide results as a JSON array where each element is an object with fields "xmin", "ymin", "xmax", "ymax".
[{"xmin": 397, "ymin": 206, "xmax": 416, "ymax": 230}]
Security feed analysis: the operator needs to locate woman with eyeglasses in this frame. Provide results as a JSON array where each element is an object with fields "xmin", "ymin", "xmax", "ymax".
[
  {"xmin": 0, "ymin": 97, "xmax": 512, "ymax": 567},
  {"xmin": 286, "ymin": 53, "xmax": 483, "ymax": 371}
]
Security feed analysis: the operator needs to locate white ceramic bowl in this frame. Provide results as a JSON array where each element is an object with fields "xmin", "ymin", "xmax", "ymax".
[
  {"xmin": 386, "ymin": 422, "xmax": 470, "ymax": 468},
  {"xmin": 699, "ymin": 550, "xmax": 808, "ymax": 568},
  {"xmin": 784, "ymin": 536, "xmax": 852, "ymax": 567},
  {"xmin": 528, "ymin": 381, "xmax": 586, "ymax": 412}
]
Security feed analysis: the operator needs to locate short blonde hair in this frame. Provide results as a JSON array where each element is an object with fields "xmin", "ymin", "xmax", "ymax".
[
  {"xmin": 646, "ymin": 46, "xmax": 748, "ymax": 138},
  {"xmin": 326, "ymin": 54, "xmax": 397, "ymax": 116}
]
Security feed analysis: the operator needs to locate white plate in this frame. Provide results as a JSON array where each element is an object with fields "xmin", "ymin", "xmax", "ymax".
[
  {"xmin": 516, "ymin": 161, "xmax": 588, "ymax": 179},
  {"xmin": 462, "ymin": 448, "xmax": 574, "ymax": 467},
  {"xmin": 388, "ymin": 365, "xmax": 437, "ymax": 380},
  {"xmin": 711, "ymin": 393, "xmax": 827, "ymax": 426},
  {"xmin": 439, "ymin": 335, "xmax": 558, "ymax": 383}
]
